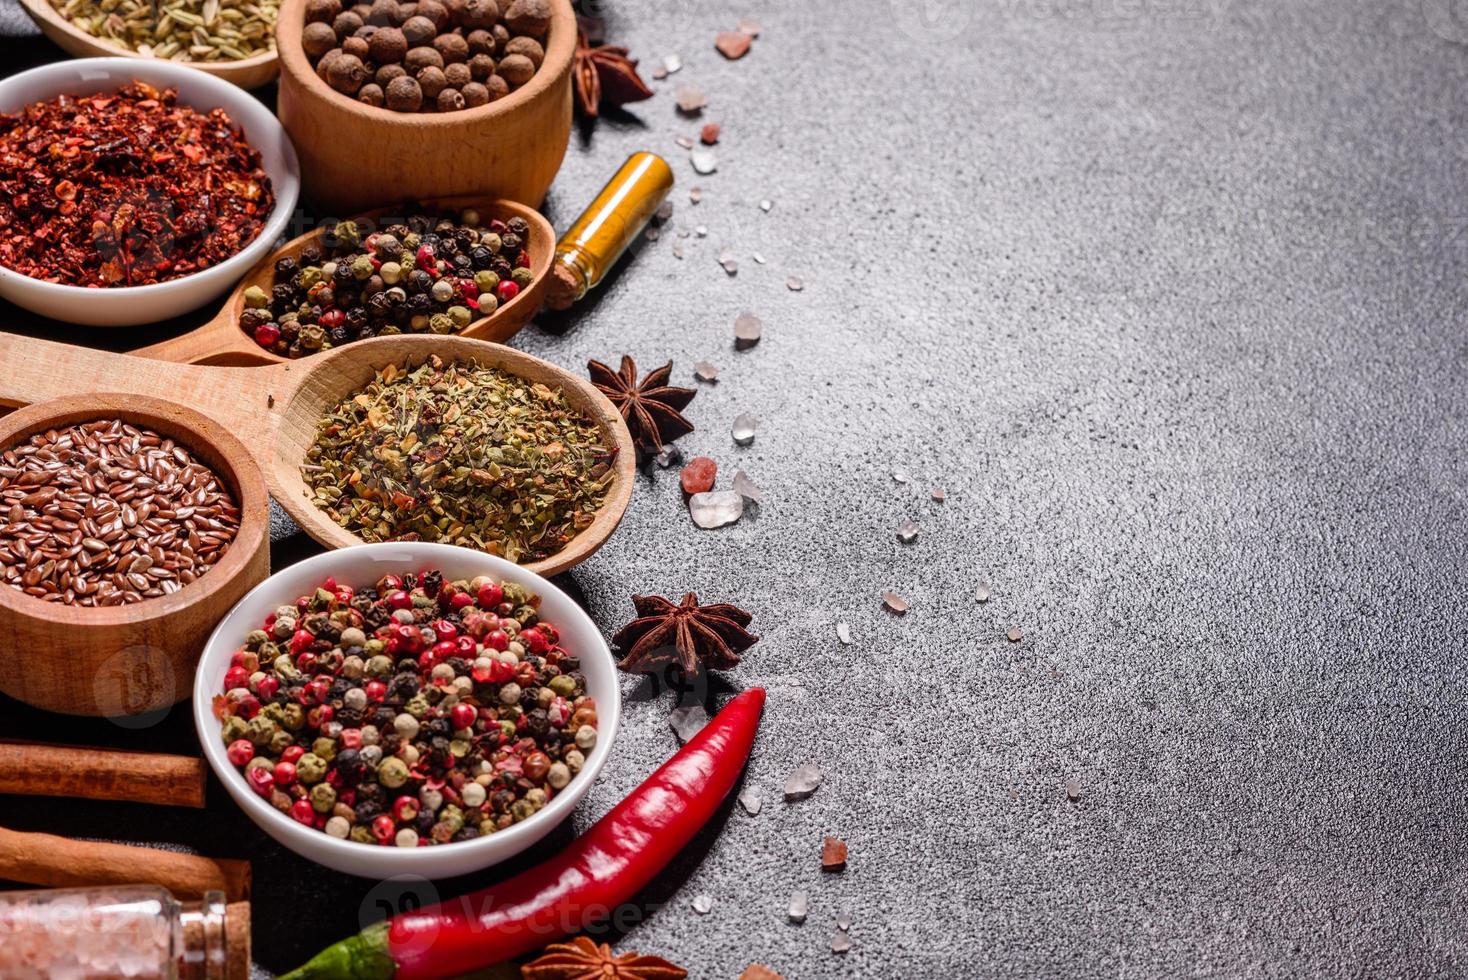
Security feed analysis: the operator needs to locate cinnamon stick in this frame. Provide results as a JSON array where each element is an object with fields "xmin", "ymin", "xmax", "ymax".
[
  {"xmin": 0, "ymin": 740, "xmax": 205, "ymax": 808},
  {"xmin": 0, "ymin": 826, "xmax": 250, "ymax": 901}
]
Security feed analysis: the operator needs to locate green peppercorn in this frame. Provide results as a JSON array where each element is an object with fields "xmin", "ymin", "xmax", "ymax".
[
  {"xmin": 510, "ymin": 799, "xmax": 534, "ymax": 822},
  {"xmin": 350, "ymin": 825, "xmax": 376, "ymax": 844},
  {"xmin": 312, "ymin": 737, "xmax": 338, "ymax": 762},
  {"xmin": 333, "ymin": 221, "xmax": 363, "ymax": 247},
  {"xmin": 448, "ymin": 305, "xmax": 471, "ymax": 328},
  {"xmin": 300, "ymin": 324, "xmax": 327, "ymax": 350},
  {"xmin": 429, "ymin": 313, "xmax": 455, "ymax": 334},
  {"xmin": 310, "ymin": 782, "xmax": 338, "ymax": 813},
  {"xmin": 244, "ymin": 629, "xmax": 270, "ymax": 649},
  {"xmin": 474, "ymin": 269, "xmax": 499, "ymax": 292},
  {"xmin": 378, "ymin": 756, "xmax": 410, "ymax": 788},
  {"xmin": 270, "ymin": 730, "xmax": 295, "ymax": 755},
  {"xmin": 262, "ymin": 703, "xmax": 287, "ymax": 726},
  {"xmin": 245, "ymin": 716, "xmax": 278, "ymax": 747},
  {"xmin": 283, "ymin": 703, "xmax": 307, "ymax": 730},
  {"xmin": 407, "ymin": 693, "xmax": 430, "ymax": 718},
  {"xmin": 549, "ymin": 674, "xmax": 576, "ymax": 698},
  {"xmin": 298, "ymin": 752, "xmax": 328, "ymax": 783},
  {"xmin": 243, "ymin": 285, "xmax": 269, "ymax": 309},
  {"xmin": 220, "ymin": 716, "xmax": 249, "ymax": 743},
  {"xmin": 511, "ymin": 267, "xmax": 533, "ymax": 288}
]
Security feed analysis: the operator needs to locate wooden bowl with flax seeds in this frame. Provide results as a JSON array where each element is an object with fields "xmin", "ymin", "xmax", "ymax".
[{"xmin": 0, "ymin": 395, "xmax": 270, "ymax": 717}]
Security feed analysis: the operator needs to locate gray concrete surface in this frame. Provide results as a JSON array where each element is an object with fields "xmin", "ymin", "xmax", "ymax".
[{"xmin": 3, "ymin": 0, "xmax": 1468, "ymax": 977}]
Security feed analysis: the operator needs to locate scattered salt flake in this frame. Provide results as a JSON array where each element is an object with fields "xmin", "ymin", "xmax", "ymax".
[
  {"xmin": 719, "ymin": 250, "xmax": 739, "ymax": 275},
  {"xmin": 669, "ymin": 704, "xmax": 709, "ymax": 743},
  {"xmin": 738, "ymin": 787, "xmax": 762, "ymax": 815},
  {"xmin": 655, "ymin": 444, "xmax": 683, "ymax": 468},
  {"xmin": 892, "ymin": 468, "xmax": 909, "ymax": 483},
  {"xmin": 739, "ymin": 16, "xmax": 762, "ymax": 36},
  {"xmin": 821, "ymin": 836, "xmax": 847, "ymax": 872},
  {"xmin": 664, "ymin": 53, "xmax": 682, "ymax": 73},
  {"xmin": 786, "ymin": 276, "xmax": 804, "ymax": 291},
  {"xmin": 733, "ymin": 469, "xmax": 761, "ymax": 503},
  {"xmin": 784, "ymin": 764, "xmax": 821, "ymax": 801},
  {"xmin": 731, "ymin": 413, "xmax": 758, "ymax": 446},
  {"xmin": 716, "ymin": 30, "xmax": 753, "ymax": 59},
  {"xmin": 695, "ymin": 225, "xmax": 709, "ymax": 237},
  {"xmin": 700, "ymin": 122, "xmax": 721, "ymax": 144},
  {"xmin": 644, "ymin": 226, "xmax": 661, "ymax": 242},
  {"xmin": 675, "ymin": 135, "xmax": 694, "ymax": 149},
  {"xmin": 694, "ymin": 360, "xmax": 720, "ymax": 383},
  {"xmin": 690, "ymin": 148, "xmax": 718, "ymax": 175},
  {"xmin": 881, "ymin": 590, "xmax": 908, "ymax": 615},
  {"xmin": 836, "ymin": 913, "xmax": 852, "ymax": 932},
  {"xmin": 976, "ymin": 583, "xmax": 991, "ymax": 603},
  {"xmin": 672, "ymin": 242, "xmax": 684, "ymax": 260},
  {"xmin": 1066, "ymin": 778, "xmax": 1081, "ymax": 802},
  {"xmin": 1008, "ymin": 627, "xmax": 1024, "ymax": 642},
  {"xmin": 693, "ymin": 894, "xmax": 713, "ymax": 914},
  {"xmin": 751, "ymin": 252, "xmax": 766, "ymax": 264},
  {"xmin": 759, "ymin": 199, "xmax": 773, "ymax": 212},
  {"xmin": 734, "ymin": 312, "xmax": 763, "ymax": 349},
  {"xmin": 655, "ymin": 200, "xmax": 674, "ymax": 222},
  {"xmin": 689, "ymin": 490, "xmax": 744, "ymax": 528},
  {"xmin": 896, "ymin": 520, "xmax": 919, "ymax": 543},
  {"xmin": 652, "ymin": 66, "xmax": 668, "ymax": 80},
  {"xmin": 931, "ymin": 487, "xmax": 946, "ymax": 502},
  {"xmin": 689, "ymin": 186, "xmax": 703, "ymax": 204},
  {"xmin": 676, "ymin": 86, "xmax": 707, "ymax": 114},
  {"xmin": 787, "ymin": 890, "xmax": 808, "ymax": 924},
  {"xmin": 830, "ymin": 934, "xmax": 852, "ymax": 954},
  {"xmin": 836, "ymin": 622, "xmax": 852, "ymax": 645}
]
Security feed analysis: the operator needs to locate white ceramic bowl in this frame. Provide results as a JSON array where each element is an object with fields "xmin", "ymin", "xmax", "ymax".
[
  {"xmin": 193, "ymin": 542, "xmax": 620, "ymax": 880},
  {"xmin": 0, "ymin": 58, "xmax": 300, "ymax": 326}
]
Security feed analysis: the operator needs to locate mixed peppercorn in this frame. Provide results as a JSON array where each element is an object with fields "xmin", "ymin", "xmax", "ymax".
[
  {"xmin": 214, "ymin": 568, "xmax": 597, "ymax": 846},
  {"xmin": 238, "ymin": 209, "xmax": 534, "ymax": 357}
]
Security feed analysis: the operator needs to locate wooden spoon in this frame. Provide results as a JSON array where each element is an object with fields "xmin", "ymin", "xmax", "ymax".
[
  {"xmin": 0, "ymin": 332, "xmax": 636, "ymax": 579},
  {"xmin": 17, "ymin": 0, "xmax": 280, "ymax": 90},
  {"xmin": 128, "ymin": 198, "xmax": 555, "ymax": 367}
]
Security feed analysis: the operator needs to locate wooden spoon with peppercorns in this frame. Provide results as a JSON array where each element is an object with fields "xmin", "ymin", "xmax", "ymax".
[{"xmin": 128, "ymin": 197, "xmax": 555, "ymax": 366}]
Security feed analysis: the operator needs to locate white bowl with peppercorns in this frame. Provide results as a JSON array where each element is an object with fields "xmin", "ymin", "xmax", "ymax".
[
  {"xmin": 0, "ymin": 57, "xmax": 300, "ymax": 326},
  {"xmin": 192, "ymin": 541, "xmax": 620, "ymax": 879}
]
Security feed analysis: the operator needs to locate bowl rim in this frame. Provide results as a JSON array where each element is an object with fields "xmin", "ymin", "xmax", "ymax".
[
  {"xmin": 0, "ymin": 57, "xmax": 300, "ymax": 299},
  {"xmin": 192, "ymin": 541, "xmax": 622, "ymax": 872},
  {"xmin": 0, "ymin": 393, "xmax": 271, "ymax": 625},
  {"xmin": 275, "ymin": 0, "xmax": 576, "ymax": 125}
]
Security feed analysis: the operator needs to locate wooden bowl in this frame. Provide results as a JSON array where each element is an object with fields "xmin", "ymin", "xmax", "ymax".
[
  {"xmin": 263, "ymin": 334, "xmax": 636, "ymax": 578},
  {"xmin": 0, "ymin": 395, "xmax": 271, "ymax": 717},
  {"xmin": 129, "ymin": 198, "xmax": 555, "ymax": 366},
  {"xmin": 275, "ymin": 0, "xmax": 576, "ymax": 214},
  {"xmin": 17, "ymin": 0, "xmax": 279, "ymax": 90}
]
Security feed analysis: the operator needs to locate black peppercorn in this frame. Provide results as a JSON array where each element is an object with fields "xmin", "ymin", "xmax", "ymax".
[
  {"xmin": 500, "ymin": 232, "xmax": 522, "ymax": 254},
  {"xmin": 506, "ymin": 216, "xmax": 529, "ymax": 237}
]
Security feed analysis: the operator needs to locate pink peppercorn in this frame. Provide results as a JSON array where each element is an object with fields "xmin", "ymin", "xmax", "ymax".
[
  {"xmin": 290, "ymin": 629, "xmax": 315, "ymax": 654},
  {"xmin": 274, "ymin": 761, "xmax": 298, "ymax": 786},
  {"xmin": 365, "ymin": 680, "xmax": 387, "ymax": 702},
  {"xmin": 372, "ymin": 814, "xmax": 396, "ymax": 844},
  {"xmin": 496, "ymin": 280, "xmax": 519, "ymax": 302},
  {"xmin": 521, "ymin": 628, "xmax": 549, "ymax": 655},
  {"xmin": 433, "ymin": 620, "xmax": 457, "ymax": 642},
  {"xmin": 385, "ymin": 589, "xmax": 412, "ymax": 610},
  {"xmin": 515, "ymin": 250, "xmax": 530, "ymax": 269},
  {"xmin": 339, "ymin": 728, "xmax": 362, "ymax": 749},
  {"xmin": 223, "ymin": 666, "xmax": 250, "ymax": 690},
  {"xmin": 477, "ymin": 582, "xmax": 503, "ymax": 607},
  {"xmin": 246, "ymin": 767, "xmax": 274, "ymax": 797},
  {"xmin": 484, "ymin": 629, "xmax": 509, "ymax": 652},
  {"xmin": 280, "ymin": 745, "xmax": 305, "ymax": 765},
  {"xmin": 450, "ymin": 703, "xmax": 477, "ymax": 730},
  {"xmin": 459, "ymin": 277, "xmax": 478, "ymax": 298},
  {"xmin": 319, "ymin": 309, "xmax": 346, "ymax": 329},
  {"xmin": 227, "ymin": 740, "xmax": 255, "ymax": 766},
  {"xmin": 291, "ymin": 799, "xmax": 316, "ymax": 825},
  {"xmin": 256, "ymin": 675, "xmax": 280, "ymax": 700},
  {"xmin": 254, "ymin": 322, "xmax": 280, "ymax": 347},
  {"xmin": 450, "ymin": 590, "xmax": 475, "ymax": 610},
  {"xmin": 393, "ymin": 796, "xmax": 419, "ymax": 822},
  {"xmin": 416, "ymin": 244, "xmax": 435, "ymax": 269},
  {"xmin": 235, "ymin": 694, "xmax": 261, "ymax": 720}
]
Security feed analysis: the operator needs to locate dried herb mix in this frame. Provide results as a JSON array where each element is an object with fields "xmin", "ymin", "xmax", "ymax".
[
  {"xmin": 303, "ymin": 356, "xmax": 615, "ymax": 562},
  {"xmin": 240, "ymin": 209, "xmax": 535, "ymax": 358},
  {"xmin": 0, "ymin": 84, "xmax": 273, "ymax": 287}
]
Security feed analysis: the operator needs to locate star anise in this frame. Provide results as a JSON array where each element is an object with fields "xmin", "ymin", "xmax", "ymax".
[
  {"xmin": 612, "ymin": 592, "xmax": 759, "ymax": 676},
  {"xmin": 574, "ymin": 31, "xmax": 655, "ymax": 118},
  {"xmin": 523, "ymin": 936, "xmax": 687, "ymax": 980},
  {"xmin": 588, "ymin": 355, "xmax": 696, "ymax": 457}
]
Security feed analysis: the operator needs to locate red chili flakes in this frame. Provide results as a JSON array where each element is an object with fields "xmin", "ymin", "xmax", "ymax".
[{"xmin": 0, "ymin": 83, "xmax": 275, "ymax": 287}]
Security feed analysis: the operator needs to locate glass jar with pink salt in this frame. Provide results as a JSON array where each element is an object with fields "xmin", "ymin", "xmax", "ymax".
[{"xmin": 0, "ymin": 885, "xmax": 249, "ymax": 978}]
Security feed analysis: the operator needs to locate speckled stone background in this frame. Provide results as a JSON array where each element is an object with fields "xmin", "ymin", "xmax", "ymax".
[{"xmin": 3, "ymin": 0, "xmax": 1468, "ymax": 976}]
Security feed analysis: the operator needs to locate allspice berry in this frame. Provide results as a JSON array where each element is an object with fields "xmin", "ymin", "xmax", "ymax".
[
  {"xmin": 404, "ymin": 45, "xmax": 443, "ymax": 71},
  {"xmin": 444, "ymin": 61, "xmax": 473, "ymax": 88},
  {"xmin": 437, "ymin": 87, "xmax": 466, "ymax": 112},
  {"xmin": 462, "ymin": 0, "xmax": 498, "ymax": 29},
  {"xmin": 468, "ymin": 53, "xmax": 495, "ymax": 79},
  {"xmin": 368, "ymin": 26, "xmax": 408, "ymax": 63},
  {"xmin": 416, "ymin": 65, "xmax": 448, "ymax": 99},
  {"xmin": 483, "ymin": 73, "xmax": 509, "ymax": 101},
  {"xmin": 401, "ymin": 13, "xmax": 436, "ymax": 45},
  {"xmin": 385, "ymin": 74, "xmax": 423, "ymax": 111},
  {"xmin": 466, "ymin": 28, "xmax": 495, "ymax": 55},
  {"xmin": 433, "ymin": 31, "xmax": 469, "ymax": 63},
  {"xmin": 302, "ymin": 20, "xmax": 338, "ymax": 57},
  {"xmin": 415, "ymin": 0, "xmax": 449, "ymax": 28},
  {"xmin": 327, "ymin": 52, "xmax": 369, "ymax": 93},
  {"xmin": 331, "ymin": 10, "xmax": 362, "ymax": 38},
  {"xmin": 495, "ymin": 52, "xmax": 534, "ymax": 86},
  {"xmin": 306, "ymin": 0, "xmax": 343, "ymax": 24},
  {"xmin": 461, "ymin": 80, "xmax": 490, "ymax": 106},
  {"xmin": 316, "ymin": 47, "xmax": 344, "ymax": 83},
  {"xmin": 376, "ymin": 62, "xmax": 407, "ymax": 84},
  {"xmin": 502, "ymin": 34, "xmax": 542, "ymax": 66},
  {"xmin": 503, "ymin": 0, "xmax": 549, "ymax": 39},
  {"xmin": 358, "ymin": 83, "xmax": 385, "ymax": 106},
  {"xmin": 341, "ymin": 34, "xmax": 369, "ymax": 58},
  {"xmin": 366, "ymin": 0, "xmax": 400, "ymax": 25},
  {"xmin": 489, "ymin": 23, "xmax": 510, "ymax": 49}
]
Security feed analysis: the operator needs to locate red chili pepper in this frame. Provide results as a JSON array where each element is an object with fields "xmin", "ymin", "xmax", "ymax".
[{"xmin": 280, "ymin": 687, "xmax": 766, "ymax": 980}]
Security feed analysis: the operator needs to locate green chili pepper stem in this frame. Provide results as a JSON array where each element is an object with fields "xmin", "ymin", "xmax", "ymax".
[{"xmin": 276, "ymin": 921, "xmax": 395, "ymax": 980}]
